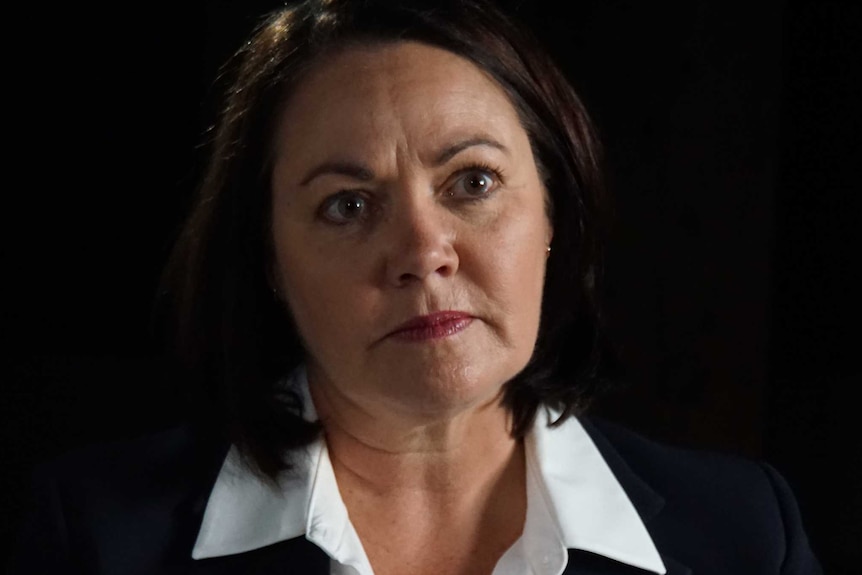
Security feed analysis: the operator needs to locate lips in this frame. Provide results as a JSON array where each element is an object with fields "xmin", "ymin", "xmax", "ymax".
[{"xmin": 388, "ymin": 311, "xmax": 474, "ymax": 342}]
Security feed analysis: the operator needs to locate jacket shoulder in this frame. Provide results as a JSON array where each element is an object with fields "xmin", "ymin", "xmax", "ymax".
[
  {"xmin": 580, "ymin": 416, "xmax": 766, "ymax": 484},
  {"xmin": 577, "ymin": 416, "xmax": 822, "ymax": 574},
  {"xmin": 579, "ymin": 415, "xmax": 793, "ymax": 519},
  {"xmin": 10, "ymin": 425, "xmax": 229, "ymax": 574}
]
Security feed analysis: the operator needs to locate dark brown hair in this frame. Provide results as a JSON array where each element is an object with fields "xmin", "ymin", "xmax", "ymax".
[{"xmin": 161, "ymin": 0, "xmax": 609, "ymax": 480}]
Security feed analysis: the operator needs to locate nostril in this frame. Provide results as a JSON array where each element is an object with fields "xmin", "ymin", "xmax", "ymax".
[
  {"xmin": 432, "ymin": 259, "xmax": 456, "ymax": 278},
  {"xmin": 397, "ymin": 271, "xmax": 418, "ymax": 284},
  {"xmin": 383, "ymin": 211, "xmax": 459, "ymax": 285},
  {"xmin": 388, "ymin": 246, "xmax": 459, "ymax": 286}
]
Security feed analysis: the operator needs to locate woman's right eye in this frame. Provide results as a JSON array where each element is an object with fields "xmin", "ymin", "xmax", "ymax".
[{"xmin": 319, "ymin": 192, "xmax": 367, "ymax": 224}]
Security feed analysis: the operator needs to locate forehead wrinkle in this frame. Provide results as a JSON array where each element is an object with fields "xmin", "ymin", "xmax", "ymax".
[
  {"xmin": 390, "ymin": 98, "xmax": 516, "ymax": 176},
  {"xmin": 364, "ymin": 43, "xmax": 519, "ymax": 158},
  {"xmin": 274, "ymin": 41, "xmax": 529, "ymax": 190}
]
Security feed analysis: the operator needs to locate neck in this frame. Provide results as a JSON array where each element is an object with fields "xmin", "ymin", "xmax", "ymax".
[
  {"xmin": 308, "ymin": 369, "xmax": 527, "ymax": 574},
  {"xmin": 309, "ymin": 370, "xmax": 520, "ymax": 495}
]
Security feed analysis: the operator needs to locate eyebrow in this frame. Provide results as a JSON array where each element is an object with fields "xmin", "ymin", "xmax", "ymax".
[
  {"xmin": 299, "ymin": 162, "xmax": 375, "ymax": 187},
  {"xmin": 298, "ymin": 137, "xmax": 509, "ymax": 187},
  {"xmin": 432, "ymin": 137, "xmax": 509, "ymax": 166}
]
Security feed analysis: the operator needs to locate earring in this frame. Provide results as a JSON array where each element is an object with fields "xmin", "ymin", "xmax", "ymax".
[{"xmin": 546, "ymin": 245, "xmax": 551, "ymax": 256}]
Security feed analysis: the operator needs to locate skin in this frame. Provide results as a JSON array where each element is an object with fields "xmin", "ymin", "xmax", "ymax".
[{"xmin": 270, "ymin": 41, "xmax": 552, "ymax": 575}]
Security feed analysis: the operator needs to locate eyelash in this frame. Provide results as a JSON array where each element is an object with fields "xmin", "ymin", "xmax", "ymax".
[
  {"xmin": 317, "ymin": 189, "xmax": 373, "ymax": 226},
  {"xmin": 316, "ymin": 162, "xmax": 506, "ymax": 225},
  {"xmin": 446, "ymin": 162, "xmax": 506, "ymax": 200}
]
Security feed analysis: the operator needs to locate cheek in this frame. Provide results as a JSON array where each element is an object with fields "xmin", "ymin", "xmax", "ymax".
[
  {"xmin": 468, "ymin": 202, "xmax": 549, "ymax": 326},
  {"xmin": 496, "ymin": 201, "xmax": 549, "ymax": 284},
  {"xmin": 272, "ymin": 228, "xmax": 378, "ymax": 354}
]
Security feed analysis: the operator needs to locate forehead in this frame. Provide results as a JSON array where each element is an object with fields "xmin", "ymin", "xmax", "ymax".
[{"xmin": 271, "ymin": 41, "xmax": 526, "ymax": 163}]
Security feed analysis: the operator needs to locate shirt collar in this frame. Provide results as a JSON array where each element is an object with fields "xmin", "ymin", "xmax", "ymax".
[
  {"xmin": 191, "ymin": 371, "xmax": 371, "ymax": 570},
  {"xmin": 528, "ymin": 408, "xmax": 666, "ymax": 573},
  {"xmin": 192, "ymin": 370, "xmax": 665, "ymax": 574}
]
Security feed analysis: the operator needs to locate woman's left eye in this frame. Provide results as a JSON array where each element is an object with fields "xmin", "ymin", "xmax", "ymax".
[{"xmin": 447, "ymin": 168, "xmax": 500, "ymax": 199}]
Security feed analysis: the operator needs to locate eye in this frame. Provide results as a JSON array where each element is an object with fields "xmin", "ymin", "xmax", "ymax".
[
  {"xmin": 319, "ymin": 191, "xmax": 368, "ymax": 224},
  {"xmin": 447, "ymin": 167, "xmax": 501, "ymax": 199}
]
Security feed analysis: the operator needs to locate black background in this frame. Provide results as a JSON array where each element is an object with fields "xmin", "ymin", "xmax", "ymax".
[{"xmin": 2, "ymin": 0, "xmax": 859, "ymax": 572}]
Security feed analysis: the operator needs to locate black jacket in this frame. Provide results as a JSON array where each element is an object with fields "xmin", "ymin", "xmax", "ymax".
[{"xmin": 8, "ymin": 417, "xmax": 822, "ymax": 575}]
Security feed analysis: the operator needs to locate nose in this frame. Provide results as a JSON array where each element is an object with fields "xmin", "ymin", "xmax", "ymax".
[{"xmin": 383, "ymin": 201, "xmax": 459, "ymax": 287}]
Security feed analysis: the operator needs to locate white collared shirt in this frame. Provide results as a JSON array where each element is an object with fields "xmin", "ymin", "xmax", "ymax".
[{"xmin": 192, "ymin": 370, "xmax": 666, "ymax": 575}]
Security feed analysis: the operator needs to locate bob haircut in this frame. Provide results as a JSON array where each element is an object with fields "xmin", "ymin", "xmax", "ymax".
[{"xmin": 162, "ymin": 0, "xmax": 610, "ymax": 480}]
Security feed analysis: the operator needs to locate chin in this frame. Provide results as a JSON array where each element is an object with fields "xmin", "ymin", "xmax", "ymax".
[{"xmin": 383, "ymin": 357, "xmax": 520, "ymax": 417}]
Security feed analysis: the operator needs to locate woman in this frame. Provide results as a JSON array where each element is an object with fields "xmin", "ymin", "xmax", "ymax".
[{"xmin": 10, "ymin": 1, "xmax": 821, "ymax": 574}]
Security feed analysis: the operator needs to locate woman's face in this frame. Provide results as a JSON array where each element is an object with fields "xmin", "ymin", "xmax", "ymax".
[{"xmin": 270, "ymin": 41, "xmax": 552, "ymax": 419}]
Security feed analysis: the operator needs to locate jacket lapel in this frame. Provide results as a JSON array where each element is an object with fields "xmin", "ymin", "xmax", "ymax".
[
  {"xmin": 574, "ymin": 419, "xmax": 692, "ymax": 575},
  {"xmin": 563, "ymin": 549, "xmax": 691, "ymax": 575},
  {"xmin": 187, "ymin": 536, "xmax": 330, "ymax": 574}
]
